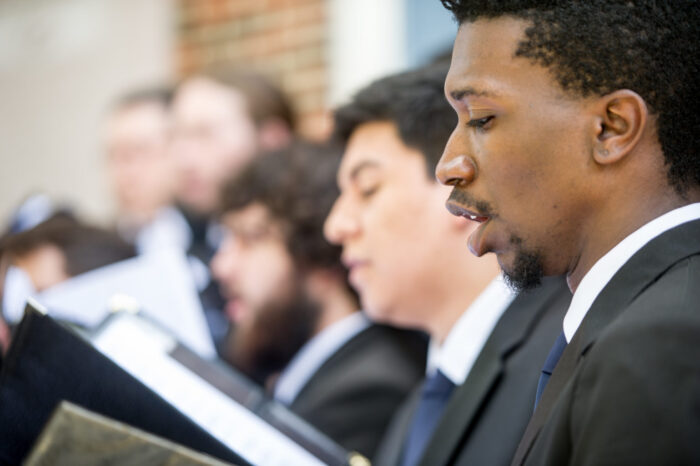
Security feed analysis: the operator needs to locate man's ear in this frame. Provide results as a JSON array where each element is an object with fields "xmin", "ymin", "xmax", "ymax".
[{"xmin": 592, "ymin": 89, "xmax": 648, "ymax": 165}]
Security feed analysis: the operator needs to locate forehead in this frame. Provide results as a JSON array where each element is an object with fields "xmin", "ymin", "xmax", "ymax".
[
  {"xmin": 221, "ymin": 203, "xmax": 272, "ymax": 229},
  {"xmin": 446, "ymin": 17, "xmax": 559, "ymax": 104},
  {"xmin": 108, "ymin": 103, "xmax": 167, "ymax": 139},
  {"xmin": 338, "ymin": 121, "xmax": 428, "ymax": 184},
  {"xmin": 173, "ymin": 78, "xmax": 248, "ymax": 122}
]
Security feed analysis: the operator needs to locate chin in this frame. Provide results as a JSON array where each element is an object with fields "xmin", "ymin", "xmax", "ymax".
[{"xmin": 360, "ymin": 301, "xmax": 392, "ymax": 324}]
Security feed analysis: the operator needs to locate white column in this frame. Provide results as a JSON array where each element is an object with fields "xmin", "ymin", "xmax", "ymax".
[{"xmin": 327, "ymin": 0, "xmax": 408, "ymax": 106}]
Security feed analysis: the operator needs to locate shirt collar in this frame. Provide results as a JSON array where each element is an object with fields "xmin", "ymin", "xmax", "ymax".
[
  {"xmin": 563, "ymin": 203, "xmax": 700, "ymax": 342},
  {"xmin": 273, "ymin": 312, "xmax": 370, "ymax": 405},
  {"xmin": 427, "ymin": 275, "xmax": 516, "ymax": 385}
]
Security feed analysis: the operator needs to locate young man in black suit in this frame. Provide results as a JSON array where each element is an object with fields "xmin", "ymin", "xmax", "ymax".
[
  {"xmin": 437, "ymin": 1, "xmax": 700, "ymax": 464},
  {"xmin": 324, "ymin": 64, "xmax": 570, "ymax": 466},
  {"xmin": 210, "ymin": 142, "xmax": 426, "ymax": 458}
]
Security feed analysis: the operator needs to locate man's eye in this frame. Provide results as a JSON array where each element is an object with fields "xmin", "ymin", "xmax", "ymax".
[
  {"xmin": 359, "ymin": 185, "xmax": 379, "ymax": 199},
  {"xmin": 467, "ymin": 116, "xmax": 494, "ymax": 129}
]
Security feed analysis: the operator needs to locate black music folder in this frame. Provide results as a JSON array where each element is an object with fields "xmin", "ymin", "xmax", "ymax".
[
  {"xmin": 0, "ymin": 303, "xmax": 369, "ymax": 466},
  {"xmin": 0, "ymin": 304, "xmax": 245, "ymax": 466}
]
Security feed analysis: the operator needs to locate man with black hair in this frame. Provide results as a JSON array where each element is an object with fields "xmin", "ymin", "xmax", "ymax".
[
  {"xmin": 437, "ymin": 1, "xmax": 700, "ymax": 464},
  {"xmin": 210, "ymin": 142, "xmax": 426, "ymax": 458},
  {"xmin": 325, "ymin": 64, "xmax": 570, "ymax": 466}
]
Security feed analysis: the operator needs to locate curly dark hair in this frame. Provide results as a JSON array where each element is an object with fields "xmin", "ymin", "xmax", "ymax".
[
  {"xmin": 219, "ymin": 141, "xmax": 343, "ymax": 272},
  {"xmin": 440, "ymin": 0, "xmax": 700, "ymax": 193},
  {"xmin": 333, "ymin": 63, "xmax": 456, "ymax": 176}
]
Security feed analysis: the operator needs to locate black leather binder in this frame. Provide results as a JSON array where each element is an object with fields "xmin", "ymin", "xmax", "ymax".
[
  {"xmin": 0, "ymin": 304, "xmax": 370, "ymax": 466},
  {"xmin": 0, "ymin": 304, "xmax": 248, "ymax": 466}
]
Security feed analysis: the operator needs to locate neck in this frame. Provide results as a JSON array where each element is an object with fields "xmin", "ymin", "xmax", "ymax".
[
  {"xmin": 430, "ymin": 252, "xmax": 501, "ymax": 344},
  {"xmin": 567, "ymin": 187, "xmax": 700, "ymax": 293},
  {"xmin": 308, "ymin": 273, "xmax": 358, "ymax": 335}
]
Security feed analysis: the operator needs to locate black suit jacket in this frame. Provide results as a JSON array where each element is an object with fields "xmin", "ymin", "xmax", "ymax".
[
  {"xmin": 374, "ymin": 276, "xmax": 571, "ymax": 466},
  {"xmin": 513, "ymin": 219, "xmax": 700, "ymax": 465},
  {"xmin": 287, "ymin": 324, "xmax": 427, "ymax": 459}
]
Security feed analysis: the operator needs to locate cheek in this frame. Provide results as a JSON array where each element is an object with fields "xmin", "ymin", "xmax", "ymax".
[
  {"xmin": 361, "ymin": 202, "xmax": 431, "ymax": 310},
  {"xmin": 250, "ymin": 248, "xmax": 294, "ymax": 301}
]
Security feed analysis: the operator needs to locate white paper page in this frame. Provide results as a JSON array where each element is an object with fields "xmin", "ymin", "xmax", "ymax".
[
  {"xmin": 93, "ymin": 315, "xmax": 325, "ymax": 466},
  {"xmin": 32, "ymin": 248, "xmax": 215, "ymax": 358}
]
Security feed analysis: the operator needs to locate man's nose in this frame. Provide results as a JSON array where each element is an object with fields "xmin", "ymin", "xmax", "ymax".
[
  {"xmin": 211, "ymin": 236, "xmax": 239, "ymax": 281},
  {"xmin": 324, "ymin": 197, "xmax": 358, "ymax": 245},
  {"xmin": 436, "ymin": 130, "xmax": 477, "ymax": 186},
  {"xmin": 436, "ymin": 151, "xmax": 477, "ymax": 187}
]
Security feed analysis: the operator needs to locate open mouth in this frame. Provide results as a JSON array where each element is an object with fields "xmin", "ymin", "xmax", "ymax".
[{"xmin": 445, "ymin": 201, "xmax": 490, "ymax": 223}]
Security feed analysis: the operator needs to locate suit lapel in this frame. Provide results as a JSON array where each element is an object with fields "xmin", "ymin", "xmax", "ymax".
[
  {"xmin": 418, "ymin": 278, "xmax": 566, "ymax": 466},
  {"xmin": 512, "ymin": 219, "xmax": 700, "ymax": 465},
  {"xmin": 375, "ymin": 387, "xmax": 422, "ymax": 466}
]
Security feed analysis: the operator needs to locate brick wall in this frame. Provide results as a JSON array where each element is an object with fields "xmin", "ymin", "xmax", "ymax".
[{"xmin": 176, "ymin": 0, "xmax": 331, "ymax": 140}]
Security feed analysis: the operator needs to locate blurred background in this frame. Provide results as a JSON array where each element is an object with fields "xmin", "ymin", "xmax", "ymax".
[{"xmin": 0, "ymin": 0, "xmax": 456, "ymax": 226}]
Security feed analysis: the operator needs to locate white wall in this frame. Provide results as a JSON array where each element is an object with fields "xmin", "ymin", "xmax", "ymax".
[
  {"xmin": 0, "ymin": 0, "xmax": 175, "ymax": 226},
  {"xmin": 327, "ymin": 0, "xmax": 408, "ymax": 106}
]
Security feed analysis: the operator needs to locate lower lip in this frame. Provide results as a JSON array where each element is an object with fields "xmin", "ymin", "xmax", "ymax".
[{"xmin": 467, "ymin": 219, "xmax": 491, "ymax": 257}]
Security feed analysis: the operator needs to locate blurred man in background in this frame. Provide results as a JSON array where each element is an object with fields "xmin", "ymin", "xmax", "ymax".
[
  {"xmin": 104, "ymin": 87, "xmax": 186, "ymax": 254},
  {"xmin": 0, "ymin": 214, "xmax": 136, "ymax": 352},
  {"xmin": 324, "ymin": 65, "xmax": 570, "ymax": 466},
  {"xmin": 211, "ymin": 142, "xmax": 426, "ymax": 458},
  {"xmin": 171, "ymin": 69, "xmax": 296, "ymax": 350}
]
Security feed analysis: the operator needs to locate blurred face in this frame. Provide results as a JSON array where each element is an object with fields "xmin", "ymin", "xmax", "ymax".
[
  {"xmin": 211, "ymin": 204, "xmax": 318, "ymax": 382},
  {"xmin": 171, "ymin": 78, "xmax": 259, "ymax": 215},
  {"xmin": 437, "ymin": 18, "xmax": 594, "ymax": 290},
  {"xmin": 212, "ymin": 203, "xmax": 295, "ymax": 325},
  {"xmin": 105, "ymin": 102, "xmax": 175, "ymax": 219},
  {"xmin": 324, "ymin": 121, "xmax": 454, "ymax": 328},
  {"xmin": 13, "ymin": 244, "xmax": 69, "ymax": 292}
]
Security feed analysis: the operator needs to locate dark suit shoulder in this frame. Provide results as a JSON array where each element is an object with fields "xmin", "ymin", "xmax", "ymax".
[
  {"xmin": 564, "ymin": 256, "xmax": 700, "ymax": 465},
  {"xmin": 375, "ymin": 278, "xmax": 571, "ymax": 466},
  {"xmin": 290, "ymin": 324, "xmax": 427, "ymax": 458}
]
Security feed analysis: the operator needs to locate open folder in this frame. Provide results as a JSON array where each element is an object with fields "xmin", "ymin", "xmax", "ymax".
[{"xmin": 0, "ymin": 303, "xmax": 370, "ymax": 466}]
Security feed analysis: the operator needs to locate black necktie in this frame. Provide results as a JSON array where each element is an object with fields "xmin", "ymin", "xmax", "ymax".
[
  {"xmin": 400, "ymin": 370, "xmax": 456, "ymax": 466},
  {"xmin": 534, "ymin": 331, "xmax": 567, "ymax": 409}
]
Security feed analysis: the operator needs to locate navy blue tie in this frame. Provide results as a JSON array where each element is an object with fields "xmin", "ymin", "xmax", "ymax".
[
  {"xmin": 534, "ymin": 331, "xmax": 567, "ymax": 409},
  {"xmin": 400, "ymin": 370, "xmax": 456, "ymax": 466}
]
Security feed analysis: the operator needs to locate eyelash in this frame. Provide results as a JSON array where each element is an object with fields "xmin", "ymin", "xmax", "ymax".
[
  {"xmin": 359, "ymin": 186, "xmax": 379, "ymax": 199},
  {"xmin": 467, "ymin": 116, "xmax": 494, "ymax": 130}
]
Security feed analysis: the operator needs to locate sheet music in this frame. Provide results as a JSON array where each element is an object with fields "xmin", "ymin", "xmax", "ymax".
[
  {"xmin": 92, "ymin": 314, "xmax": 325, "ymax": 466},
  {"xmin": 29, "ymin": 249, "xmax": 216, "ymax": 358}
]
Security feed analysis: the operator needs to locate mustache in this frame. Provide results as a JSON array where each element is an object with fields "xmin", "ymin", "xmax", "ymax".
[{"xmin": 447, "ymin": 188, "xmax": 496, "ymax": 218}]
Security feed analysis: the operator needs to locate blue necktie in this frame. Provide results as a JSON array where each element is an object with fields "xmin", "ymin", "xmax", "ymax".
[
  {"xmin": 400, "ymin": 370, "xmax": 456, "ymax": 466},
  {"xmin": 534, "ymin": 331, "xmax": 567, "ymax": 409}
]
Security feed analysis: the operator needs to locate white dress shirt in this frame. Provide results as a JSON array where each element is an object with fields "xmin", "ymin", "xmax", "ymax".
[
  {"xmin": 273, "ymin": 312, "xmax": 371, "ymax": 405},
  {"xmin": 427, "ymin": 275, "xmax": 517, "ymax": 385},
  {"xmin": 563, "ymin": 203, "xmax": 700, "ymax": 343}
]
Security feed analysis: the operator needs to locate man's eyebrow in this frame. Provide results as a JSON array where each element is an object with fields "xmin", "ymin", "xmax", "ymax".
[
  {"xmin": 449, "ymin": 87, "xmax": 498, "ymax": 101},
  {"xmin": 349, "ymin": 160, "xmax": 381, "ymax": 181}
]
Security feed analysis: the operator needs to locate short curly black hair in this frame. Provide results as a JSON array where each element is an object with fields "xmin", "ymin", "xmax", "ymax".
[
  {"xmin": 441, "ymin": 0, "xmax": 700, "ymax": 194},
  {"xmin": 219, "ymin": 141, "xmax": 343, "ymax": 272},
  {"xmin": 333, "ymin": 63, "xmax": 456, "ymax": 176}
]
